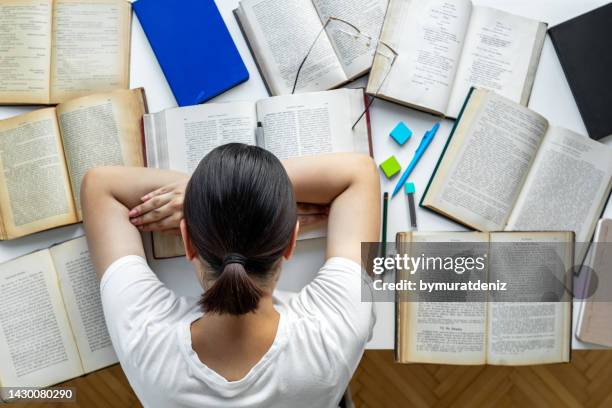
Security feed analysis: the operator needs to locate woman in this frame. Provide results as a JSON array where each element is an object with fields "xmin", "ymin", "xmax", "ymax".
[{"xmin": 81, "ymin": 143, "xmax": 380, "ymax": 407}]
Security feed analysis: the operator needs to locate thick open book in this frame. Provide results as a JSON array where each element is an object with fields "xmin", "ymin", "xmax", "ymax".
[
  {"xmin": 0, "ymin": 88, "xmax": 146, "ymax": 240},
  {"xmin": 0, "ymin": 0, "xmax": 131, "ymax": 105},
  {"xmin": 144, "ymin": 88, "xmax": 372, "ymax": 258},
  {"xmin": 395, "ymin": 231, "xmax": 573, "ymax": 365},
  {"xmin": 0, "ymin": 236, "xmax": 117, "ymax": 398},
  {"xmin": 366, "ymin": 0, "xmax": 546, "ymax": 118},
  {"xmin": 576, "ymin": 219, "xmax": 612, "ymax": 347},
  {"xmin": 234, "ymin": 0, "xmax": 387, "ymax": 95},
  {"xmin": 421, "ymin": 89, "xmax": 612, "ymax": 263}
]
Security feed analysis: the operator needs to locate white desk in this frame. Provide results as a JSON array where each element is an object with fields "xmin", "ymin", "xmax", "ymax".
[{"xmin": 0, "ymin": 0, "xmax": 610, "ymax": 350}]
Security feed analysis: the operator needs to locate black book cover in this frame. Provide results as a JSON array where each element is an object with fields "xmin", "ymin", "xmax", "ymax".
[{"xmin": 549, "ymin": 3, "xmax": 612, "ymax": 140}]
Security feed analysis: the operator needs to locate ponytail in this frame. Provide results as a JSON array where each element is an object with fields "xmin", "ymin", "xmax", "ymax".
[
  {"xmin": 184, "ymin": 144, "xmax": 297, "ymax": 316},
  {"xmin": 199, "ymin": 254, "xmax": 263, "ymax": 315}
]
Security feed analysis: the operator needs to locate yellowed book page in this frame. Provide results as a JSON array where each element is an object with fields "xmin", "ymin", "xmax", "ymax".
[
  {"xmin": 49, "ymin": 0, "xmax": 131, "ymax": 103},
  {"xmin": 423, "ymin": 89, "xmax": 548, "ymax": 232},
  {"xmin": 397, "ymin": 231, "xmax": 488, "ymax": 364},
  {"xmin": 152, "ymin": 232, "xmax": 185, "ymax": 259},
  {"xmin": 395, "ymin": 232, "xmax": 412, "ymax": 363},
  {"xmin": 0, "ymin": 250, "xmax": 83, "ymax": 391},
  {"xmin": 50, "ymin": 237, "xmax": 118, "ymax": 373},
  {"xmin": 487, "ymin": 232, "xmax": 572, "ymax": 365},
  {"xmin": 0, "ymin": 109, "xmax": 77, "ymax": 239},
  {"xmin": 56, "ymin": 88, "xmax": 145, "ymax": 218},
  {"xmin": 0, "ymin": 0, "xmax": 52, "ymax": 104}
]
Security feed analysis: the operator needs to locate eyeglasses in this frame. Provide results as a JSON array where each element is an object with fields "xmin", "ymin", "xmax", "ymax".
[
  {"xmin": 291, "ymin": 17, "xmax": 399, "ymax": 130},
  {"xmin": 351, "ymin": 41, "xmax": 398, "ymax": 129}
]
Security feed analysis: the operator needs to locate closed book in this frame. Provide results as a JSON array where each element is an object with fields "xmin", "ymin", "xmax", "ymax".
[
  {"xmin": 549, "ymin": 3, "xmax": 612, "ymax": 140},
  {"xmin": 133, "ymin": 0, "xmax": 249, "ymax": 106}
]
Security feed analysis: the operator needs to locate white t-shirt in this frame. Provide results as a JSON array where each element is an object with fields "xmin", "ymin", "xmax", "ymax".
[{"xmin": 100, "ymin": 256, "xmax": 375, "ymax": 408}]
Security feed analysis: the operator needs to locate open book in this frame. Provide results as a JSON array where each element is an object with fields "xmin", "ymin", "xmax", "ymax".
[
  {"xmin": 234, "ymin": 0, "xmax": 387, "ymax": 95},
  {"xmin": 0, "ymin": 237, "xmax": 117, "ymax": 397},
  {"xmin": 145, "ymin": 88, "xmax": 372, "ymax": 258},
  {"xmin": 0, "ymin": 88, "xmax": 146, "ymax": 240},
  {"xmin": 576, "ymin": 219, "xmax": 612, "ymax": 347},
  {"xmin": 366, "ymin": 0, "xmax": 546, "ymax": 118},
  {"xmin": 0, "ymin": 0, "xmax": 131, "ymax": 105},
  {"xmin": 395, "ymin": 231, "xmax": 573, "ymax": 365},
  {"xmin": 421, "ymin": 89, "xmax": 612, "ymax": 263}
]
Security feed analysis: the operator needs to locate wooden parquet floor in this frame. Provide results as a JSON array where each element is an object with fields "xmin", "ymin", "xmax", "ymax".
[
  {"xmin": 350, "ymin": 351, "xmax": 612, "ymax": 408},
  {"xmin": 13, "ymin": 350, "xmax": 612, "ymax": 407}
]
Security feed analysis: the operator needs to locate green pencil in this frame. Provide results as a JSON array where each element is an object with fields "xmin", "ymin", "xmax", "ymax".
[{"xmin": 381, "ymin": 192, "xmax": 389, "ymax": 257}]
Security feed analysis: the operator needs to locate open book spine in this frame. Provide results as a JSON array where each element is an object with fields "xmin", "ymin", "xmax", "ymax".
[
  {"xmin": 576, "ymin": 219, "xmax": 612, "ymax": 347},
  {"xmin": 234, "ymin": 9, "xmax": 273, "ymax": 97},
  {"xmin": 419, "ymin": 87, "xmax": 475, "ymax": 229},
  {"xmin": 139, "ymin": 89, "xmax": 151, "ymax": 167},
  {"xmin": 362, "ymin": 91, "xmax": 374, "ymax": 157},
  {"xmin": 394, "ymin": 232, "xmax": 409, "ymax": 363},
  {"xmin": 0, "ymin": 214, "xmax": 6, "ymax": 241}
]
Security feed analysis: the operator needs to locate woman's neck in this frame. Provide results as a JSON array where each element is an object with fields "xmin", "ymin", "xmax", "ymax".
[
  {"xmin": 198, "ymin": 295, "xmax": 278, "ymax": 333},
  {"xmin": 190, "ymin": 295, "xmax": 280, "ymax": 381}
]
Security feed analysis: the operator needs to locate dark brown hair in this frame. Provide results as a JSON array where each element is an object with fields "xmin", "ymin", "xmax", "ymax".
[{"xmin": 183, "ymin": 143, "xmax": 297, "ymax": 315}]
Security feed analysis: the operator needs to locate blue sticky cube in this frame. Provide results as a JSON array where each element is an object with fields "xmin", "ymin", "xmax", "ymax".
[{"xmin": 390, "ymin": 121, "xmax": 413, "ymax": 146}]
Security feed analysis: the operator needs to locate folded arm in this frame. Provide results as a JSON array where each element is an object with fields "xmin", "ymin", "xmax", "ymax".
[
  {"xmin": 283, "ymin": 154, "xmax": 381, "ymax": 263},
  {"xmin": 131, "ymin": 153, "xmax": 381, "ymax": 265},
  {"xmin": 81, "ymin": 167, "xmax": 188, "ymax": 278}
]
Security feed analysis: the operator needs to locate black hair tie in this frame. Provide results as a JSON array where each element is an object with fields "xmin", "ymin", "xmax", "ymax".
[{"xmin": 221, "ymin": 253, "xmax": 247, "ymax": 269}]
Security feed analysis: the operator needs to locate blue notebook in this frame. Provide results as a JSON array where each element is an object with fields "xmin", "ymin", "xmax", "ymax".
[{"xmin": 133, "ymin": 0, "xmax": 249, "ymax": 106}]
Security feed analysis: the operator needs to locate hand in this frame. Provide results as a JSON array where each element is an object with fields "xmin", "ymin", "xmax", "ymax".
[
  {"xmin": 297, "ymin": 203, "xmax": 329, "ymax": 227},
  {"xmin": 128, "ymin": 178, "xmax": 189, "ymax": 234},
  {"xmin": 129, "ymin": 177, "xmax": 327, "ymax": 232}
]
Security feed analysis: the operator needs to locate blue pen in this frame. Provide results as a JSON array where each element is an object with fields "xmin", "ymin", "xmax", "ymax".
[{"xmin": 391, "ymin": 122, "xmax": 440, "ymax": 197}]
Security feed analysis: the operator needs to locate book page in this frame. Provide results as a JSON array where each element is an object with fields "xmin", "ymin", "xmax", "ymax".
[
  {"xmin": 151, "ymin": 232, "xmax": 185, "ymax": 259},
  {"xmin": 397, "ymin": 232, "xmax": 488, "ymax": 364},
  {"xmin": 367, "ymin": 0, "xmax": 472, "ymax": 114},
  {"xmin": 49, "ymin": 0, "xmax": 130, "ymax": 103},
  {"xmin": 0, "ymin": 0, "xmax": 52, "ymax": 104},
  {"xmin": 506, "ymin": 127, "xmax": 612, "ymax": 262},
  {"xmin": 311, "ymin": 0, "xmax": 387, "ymax": 79},
  {"xmin": 148, "ymin": 102, "xmax": 257, "ymax": 174},
  {"xmin": 56, "ymin": 88, "xmax": 146, "ymax": 218},
  {"xmin": 487, "ymin": 232, "xmax": 572, "ymax": 365},
  {"xmin": 238, "ymin": 0, "xmax": 347, "ymax": 95},
  {"xmin": 423, "ymin": 90, "xmax": 548, "ymax": 231},
  {"xmin": 577, "ymin": 219, "xmax": 612, "ymax": 346},
  {"xmin": 257, "ymin": 89, "xmax": 369, "ymax": 160},
  {"xmin": 146, "ymin": 102, "xmax": 256, "ymax": 259},
  {"xmin": 0, "ymin": 109, "xmax": 77, "ymax": 239},
  {"xmin": 50, "ymin": 237, "xmax": 117, "ymax": 374},
  {"xmin": 446, "ymin": 7, "xmax": 546, "ymax": 118},
  {"xmin": 0, "ymin": 250, "xmax": 83, "ymax": 389}
]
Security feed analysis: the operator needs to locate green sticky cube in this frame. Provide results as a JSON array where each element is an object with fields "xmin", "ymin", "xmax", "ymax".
[{"xmin": 380, "ymin": 156, "xmax": 401, "ymax": 178}]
